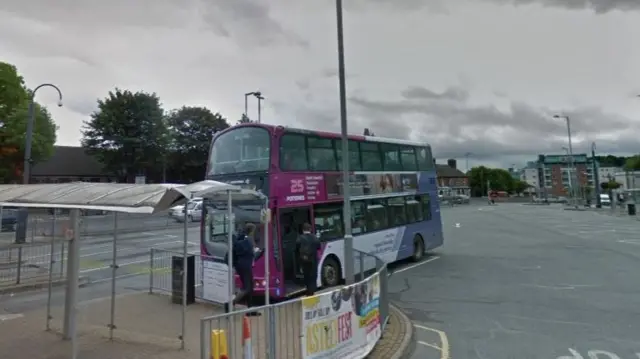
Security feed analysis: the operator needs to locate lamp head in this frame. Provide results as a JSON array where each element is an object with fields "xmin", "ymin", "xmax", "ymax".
[{"xmin": 57, "ymin": 100, "xmax": 63, "ymax": 107}]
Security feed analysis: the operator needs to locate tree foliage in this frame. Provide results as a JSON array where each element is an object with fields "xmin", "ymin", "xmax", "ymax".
[
  {"xmin": 468, "ymin": 166, "xmax": 519, "ymax": 196},
  {"xmin": 166, "ymin": 106, "xmax": 229, "ymax": 182},
  {"xmin": 624, "ymin": 155, "xmax": 640, "ymax": 171},
  {"xmin": 237, "ymin": 113, "xmax": 252, "ymax": 124},
  {"xmin": 0, "ymin": 62, "xmax": 57, "ymax": 183},
  {"xmin": 81, "ymin": 89, "xmax": 168, "ymax": 182},
  {"xmin": 601, "ymin": 180, "xmax": 621, "ymax": 190}
]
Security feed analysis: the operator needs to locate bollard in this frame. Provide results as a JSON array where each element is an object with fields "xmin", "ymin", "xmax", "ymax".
[
  {"xmin": 243, "ymin": 316, "xmax": 253, "ymax": 359},
  {"xmin": 211, "ymin": 329, "xmax": 228, "ymax": 359}
]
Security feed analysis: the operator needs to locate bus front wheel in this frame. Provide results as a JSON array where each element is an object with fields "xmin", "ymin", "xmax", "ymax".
[
  {"xmin": 411, "ymin": 236, "xmax": 425, "ymax": 262},
  {"xmin": 321, "ymin": 256, "xmax": 341, "ymax": 288}
]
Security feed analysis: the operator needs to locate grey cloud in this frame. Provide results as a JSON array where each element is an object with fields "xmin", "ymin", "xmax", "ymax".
[
  {"xmin": 401, "ymin": 86, "xmax": 469, "ymax": 102},
  {"xmin": 200, "ymin": 1, "xmax": 309, "ymax": 48},
  {"xmin": 491, "ymin": 0, "xmax": 640, "ymax": 13},
  {"xmin": 0, "ymin": 0, "xmax": 307, "ymax": 49},
  {"xmin": 348, "ymin": 0, "xmax": 640, "ymax": 13},
  {"xmin": 279, "ymin": 84, "xmax": 638, "ymax": 164}
]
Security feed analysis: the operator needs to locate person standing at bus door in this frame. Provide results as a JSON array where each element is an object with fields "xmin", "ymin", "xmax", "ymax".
[
  {"xmin": 297, "ymin": 223, "xmax": 321, "ymax": 296},
  {"xmin": 233, "ymin": 223, "xmax": 258, "ymax": 314}
]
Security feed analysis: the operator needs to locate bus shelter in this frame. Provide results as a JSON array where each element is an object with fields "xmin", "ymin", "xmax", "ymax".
[{"xmin": 0, "ymin": 180, "xmax": 266, "ymax": 359}]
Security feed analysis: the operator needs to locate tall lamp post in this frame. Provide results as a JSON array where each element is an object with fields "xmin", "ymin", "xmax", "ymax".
[
  {"xmin": 592, "ymin": 142, "xmax": 601, "ymax": 208},
  {"xmin": 24, "ymin": 84, "xmax": 63, "ymax": 184},
  {"xmin": 335, "ymin": 0, "xmax": 354, "ymax": 284},
  {"xmin": 255, "ymin": 93, "xmax": 264, "ymax": 124},
  {"xmin": 464, "ymin": 152, "xmax": 471, "ymax": 173},
  {"xmin": 554, "ymin": 114, "xmax": 576, "ymax": 208},
  {"xmin": 17, "ymin": 84, "xmax": 63, "ymax": 244}
]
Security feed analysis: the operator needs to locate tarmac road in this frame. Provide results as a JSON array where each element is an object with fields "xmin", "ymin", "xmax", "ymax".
[{"xmin": 391, "ymin": 203, "xmax": 640, "ymax": 359}]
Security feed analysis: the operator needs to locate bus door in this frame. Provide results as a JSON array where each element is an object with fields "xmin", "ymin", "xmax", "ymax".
[{"xmin": 278, "ymin": 206, "xmax": 311, "ymax": 283}]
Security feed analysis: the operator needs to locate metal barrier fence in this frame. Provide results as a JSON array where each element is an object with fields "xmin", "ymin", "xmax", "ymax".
[
  {"xmin": 0, "ymin": 210, "xmax": 198, "ymax": 243},
  {"xmin": 199, "ymin": 249, "xmax": 389, "ymax": 359},
  {"xmin": 0, "ymin": 240, "xmax": 67, "ymax": 287}
]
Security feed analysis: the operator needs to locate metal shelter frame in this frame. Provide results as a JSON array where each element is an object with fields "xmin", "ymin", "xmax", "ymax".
[{"xmin": 0, "ymin": 180, "xmax": 266, "ymax": 359}]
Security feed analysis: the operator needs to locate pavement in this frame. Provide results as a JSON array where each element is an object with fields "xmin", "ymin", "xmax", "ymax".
[{"xmin": 388, "ymin": 202, "xmax": 640, "ymax": 359}]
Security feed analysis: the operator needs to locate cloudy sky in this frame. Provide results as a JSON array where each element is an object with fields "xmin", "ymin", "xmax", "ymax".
[{"xmin": 1, "ymin": 0, "xmax": 639, "ymax": 170}]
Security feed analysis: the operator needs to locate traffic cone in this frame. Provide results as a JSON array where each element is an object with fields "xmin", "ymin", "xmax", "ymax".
[{"xmin": 243, "ymin": 316, "xmax": 253, "ymax": 359}]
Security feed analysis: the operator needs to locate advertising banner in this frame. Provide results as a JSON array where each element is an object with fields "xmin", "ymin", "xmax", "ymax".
[
  {"xmin": 301, "ymin": 273, "xmax": 381, "ymax": 359},
  {"xmin": 325, "ymin": 173, "xmax": 418, "ymax": 198}
]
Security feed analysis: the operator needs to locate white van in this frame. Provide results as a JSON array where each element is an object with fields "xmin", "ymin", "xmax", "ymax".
[{"xmin": 599, "ymin": 194, "xmax": 611, "ymax": 206}]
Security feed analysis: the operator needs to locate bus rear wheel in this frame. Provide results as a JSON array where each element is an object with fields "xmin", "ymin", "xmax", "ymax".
[
  {"xmin": 321, "ymin": 256, "xmax": 341, "ymax": 288},
  {"xmin": 411, "ymin": 236, "xmax": 425, "ymax": 262}
]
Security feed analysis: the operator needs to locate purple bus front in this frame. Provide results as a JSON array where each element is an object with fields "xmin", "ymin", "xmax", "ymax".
[{"xmin": 201, "ymin": 124, "xmax": 288, "ymax": 299}]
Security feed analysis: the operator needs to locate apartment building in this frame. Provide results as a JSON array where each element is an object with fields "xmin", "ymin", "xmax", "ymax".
[
  {"xmin": 536, "ymin": 154, "xmax": 595, "ymax": 197},
  {"xmin": 520, "ymin": 167, "xmax": 539, "ymax": 194}
]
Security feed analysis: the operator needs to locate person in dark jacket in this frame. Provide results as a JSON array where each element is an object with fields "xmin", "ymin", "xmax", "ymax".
[
  {"xmin": 296, "ymin": 223, "xmax": 321, "ymax": 296},
  {"xmin": 233, "ymin": 223, "xmax": 256, "ymax": 308}
]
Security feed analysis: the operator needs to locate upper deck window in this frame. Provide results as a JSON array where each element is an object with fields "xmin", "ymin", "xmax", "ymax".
[
  {"xmin": 278, "ymin": 131, "xmax": 433, "ymax": 173},
  {"xmin": 208, "ymin": 127, "xmax": 270, "ymax": 175}
]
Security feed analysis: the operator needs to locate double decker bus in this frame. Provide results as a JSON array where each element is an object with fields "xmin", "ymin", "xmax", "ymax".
[{"xmin": 201, "ymin": 124, "xmax": 443, "ymax": 299}]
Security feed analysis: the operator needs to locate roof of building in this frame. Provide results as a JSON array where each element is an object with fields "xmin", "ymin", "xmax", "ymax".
[
  {"xmin": 31, "ymin": 146, "xmax": 106, "ymax": 177},
  {"xmin": 436, "ymin": 164, "xmax": 466, "ymax": 177}
]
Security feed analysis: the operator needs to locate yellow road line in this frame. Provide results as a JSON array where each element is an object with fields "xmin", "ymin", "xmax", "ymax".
[{"xmin": 414, "ymin": 324, "xmax": 451, "ymax": 359}]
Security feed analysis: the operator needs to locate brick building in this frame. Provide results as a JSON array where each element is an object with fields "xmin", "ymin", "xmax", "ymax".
[
  {"xmin": 435, "ymin": 159, "xmax": 470, "ymax": 196},
  {"xmin": 536, "ymin": 154, "xmax": 595, "ymax": 197}
]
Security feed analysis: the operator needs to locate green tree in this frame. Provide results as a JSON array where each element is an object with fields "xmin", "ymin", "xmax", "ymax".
[
  {"xmin": 513, "ymin": 180, "xmax": 530, "ymax": 194},
  {"xmin": 81, "ymin": 89, "xmax": 168, "ymax": 182},
  {"xmin": 624, "ymin": 155, "xmax": 640, "ymax": 171},
  {"xmin": 237, "ymin": 113, "xmax": 252, "ymax": 124},
  {"xmin": 166, "ymin": 106, "xmax": 229, "ymax": 182},
  {"xmin": 0, "ymin": 62, "xmax": 57, "ymax": 183},
  {"xmin": 468, "ymin": 166, "xmax": 515, "ymax": 196},
  {"xmin": 601, "ymin": 180, "xmax": 621, "ymax": 191}
]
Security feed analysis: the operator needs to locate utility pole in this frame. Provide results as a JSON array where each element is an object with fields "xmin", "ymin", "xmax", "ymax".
[{"xmin": 592, "ymin": 142, "xmax": 600, "ymax": 208}]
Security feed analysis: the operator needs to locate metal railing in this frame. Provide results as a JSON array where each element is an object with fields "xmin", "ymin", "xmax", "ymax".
[
  {"xmin": 0, "ymin": 240, "xmax": 67, "ymax": 287},
  {"xmin": 199, "ymin": 249, "xmax": 389, "ymax": 359},
  {"xmin": 0, "ymin": 210, "xmax": 198, "ymax": 243}
]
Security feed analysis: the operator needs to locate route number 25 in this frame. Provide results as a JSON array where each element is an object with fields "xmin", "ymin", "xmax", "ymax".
[{"xmin": 558, "ymin": 348, "xmax": 638, "ymax": 359}]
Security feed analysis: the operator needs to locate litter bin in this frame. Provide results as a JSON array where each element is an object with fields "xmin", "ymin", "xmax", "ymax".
[
  {"xmin": 627, "ymin": 203, "xmax": 636, "ymax": 216},
  {"xmin": 171, "ymin": 255, "xmax": 195, "ymax": 305}
]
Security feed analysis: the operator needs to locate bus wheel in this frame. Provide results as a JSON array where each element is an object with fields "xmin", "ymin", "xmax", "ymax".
[
  {"xmin": 321, "ymin": 256, "xmax": 341, "ymax": 288},
  {"xmin": 411, "ymin": 236, "xmax": 425, "ymax": 262}
]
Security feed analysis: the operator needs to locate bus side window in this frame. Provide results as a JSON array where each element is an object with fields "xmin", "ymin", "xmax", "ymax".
[
  {"xmin": 313, "ymin": 203, "xmax": 344, "ymax": 241},
  {"xmin": 405, "ymin": 196, "xmax": 422, "ymax": 223},
  {"xmin": 366, "ymin": 199, "xmax": 389, "ymax": 232},
  {"xmin": 387, "ymin": 197, "xmax": 407, "ymax": 226},
  {"xmin": 351, "ymin": 201, "xmax": 367, "ymax": 235},
  {"xmin": 420, "ymin": 195, "xmax": 432, "ymax": 220}
]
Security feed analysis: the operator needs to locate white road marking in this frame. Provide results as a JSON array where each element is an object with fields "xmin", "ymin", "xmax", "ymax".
[
  {"xmin": 0, "ymin": 313, "xmax": 24, "ymax": 321},
  {"xmin": 393, "ymin": 256, "xmax": 440, "ymax": 274}
]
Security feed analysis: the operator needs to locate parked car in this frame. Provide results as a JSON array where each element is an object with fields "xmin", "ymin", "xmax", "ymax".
[
  {"xmin": 170, "ymin": 199, "xmax": 204, "ymax": 222},
  {"xmin": 1, "ymin": 209, "xmax": 18, "ymax": 232},
  {"xmin": 454, "ymin": 194, "xmax": 470, "ymax": 204}
]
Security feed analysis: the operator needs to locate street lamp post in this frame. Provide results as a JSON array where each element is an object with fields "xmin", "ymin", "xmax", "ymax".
[
  {"xmin": 464, "ymin": 152, "xmax": 471, "ymax": 173},
  {"xmin": 24, "ymin": 84, "xmax": 63, "ymax": 184},
  {"xmin": 562, "ymin": 146, "xmax": 574, "ymax": 201},
  {"xmin": 592, "ymin": 142, "xmax": 601, "ymax": 208},
  {"xmin": 255, "ymin": 93, "xmax": 264, "ymax": 124},
  {"xmin": 17, "ymin": 84, "xmax": 63, "ymax": 244},
  {"xmin": 554, "ymin": 114, "xmax": 576, "ymax": 208},
  {"xmin": 335, "ymin": 0, "xmax": 354, "ymax": 285},
  {"xmin": 243, "ymin": 91, "xmax": 263, "ymax": 122}
]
